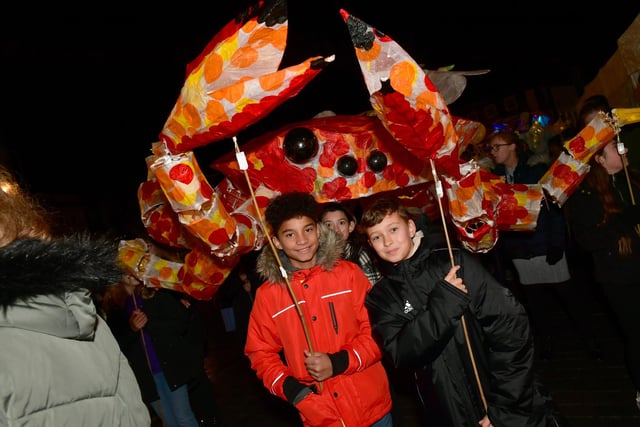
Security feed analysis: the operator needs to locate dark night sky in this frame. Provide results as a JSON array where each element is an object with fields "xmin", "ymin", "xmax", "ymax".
[{"xmin": 2, "ymin": 1, "xmax": 639, "ymax": 232}]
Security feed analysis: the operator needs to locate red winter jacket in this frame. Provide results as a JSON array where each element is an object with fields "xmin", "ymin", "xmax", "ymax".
[{"xmin": 245, "ymin": 227, "xmax": 392, "ymax": 427}]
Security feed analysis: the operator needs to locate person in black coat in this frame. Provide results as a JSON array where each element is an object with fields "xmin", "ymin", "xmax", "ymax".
[
  {"xmin": 565, "ymin": 139, "xmax": 640, "ymax": 410},
  {"xmin": 489, "ymin": 130, "xmax": 602, "ymax": 361},
  {"xmin": 102, "ymin": 275, "xmax": 219, "ymax": 426},
  {"xmin": 360, "ymin": 197, "xmax": 559, "ymax": 427}
]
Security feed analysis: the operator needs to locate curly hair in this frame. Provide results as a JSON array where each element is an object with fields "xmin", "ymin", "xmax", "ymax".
[
  {"xmin": 0, "ymin": 165, "xmax": 51, "ymax": 248},
  {"xmin": 264, "ymin": 191, "xmax": 319, "ymax": 235}
]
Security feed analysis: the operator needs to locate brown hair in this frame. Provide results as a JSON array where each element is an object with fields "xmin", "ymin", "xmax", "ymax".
[
  {"xmin": 488, "ymin": 130, "xmax": 528, "ymax": 158},
  {"xmin": 320, "ymin": 202, "xmax": 355, "ymax": 224},
  {"xmin": 578, "ymin": 94, "xmax": 611, "ymax": 128},
  {"xmin": 359, "ymin": 197, "xmax": 411, "ymax": 232},
  {"xmin": 488, "ymin": 130, "xmax": 521, "ymax": 147},
  {"xmin": 0, "ymin": 165, "xmax": 51, "ymax": 248},
  {"xmin": 98, "ymin": 280, "xmax": 131, "ymax": 314},
  {"xmin": 583, "ymin": 148, "xmax": 623, "ymax": 225}
]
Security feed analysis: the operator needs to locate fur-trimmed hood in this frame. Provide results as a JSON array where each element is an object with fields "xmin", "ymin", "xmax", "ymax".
[
  {"xmin": 0, "ymin": 235, "xmax": 123, "ymax": 308},
  {"xmin": 256, "ymin": 224, "xmax": 345, "ymax": 285},
  {"xmin": 0, "ymin": 235, "xmax": 152, "ymax": 426}
]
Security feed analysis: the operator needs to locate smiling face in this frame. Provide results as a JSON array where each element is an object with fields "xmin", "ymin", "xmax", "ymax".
[
  {"xmin": 272, "ymin": 215, "xmax": 320, "ymax": 269},
  {"xmin": 365, "ymin": 212, "xmax": 416, "ymax": 264}
]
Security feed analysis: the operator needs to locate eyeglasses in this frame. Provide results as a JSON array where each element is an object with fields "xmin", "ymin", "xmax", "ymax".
[{"xmin": 490, "ymin": 143, "xmax": 513, "ymax": 152}]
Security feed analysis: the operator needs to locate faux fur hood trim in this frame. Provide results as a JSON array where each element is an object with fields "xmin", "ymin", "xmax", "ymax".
[
  {"xmin": 256, "ymin": 224, "xmax": 345, "ymax": 285},
  {"xmin": 0, "ymin": 235, "xmax": 123, "ymax": 307}
]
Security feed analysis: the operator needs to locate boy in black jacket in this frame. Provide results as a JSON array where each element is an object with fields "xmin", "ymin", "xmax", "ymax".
[{"xmin": 360, "ymin": 197, "xmax": 558, "ymax": 427}]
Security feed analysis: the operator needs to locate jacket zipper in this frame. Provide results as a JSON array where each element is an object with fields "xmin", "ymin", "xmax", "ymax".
[{"xmin": 329, "ymin": 302, "xmax": 338, "ymax": 334}]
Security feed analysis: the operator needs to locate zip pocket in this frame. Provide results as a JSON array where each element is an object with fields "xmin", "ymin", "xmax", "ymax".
[{"xmin": 328, "ymin": 302, "xmax": 338, "ymax": 334}]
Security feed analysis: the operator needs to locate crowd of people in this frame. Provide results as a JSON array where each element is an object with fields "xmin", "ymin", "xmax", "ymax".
[
  {"xmin": 487, "ymin": 129, "xmax": 602, "ymax": 361},
  {"xmin": 1, "ymin": 91, "xmax": 639, "ymax": 427}
]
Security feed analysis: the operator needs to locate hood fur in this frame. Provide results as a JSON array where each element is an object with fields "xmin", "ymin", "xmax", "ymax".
[
  {"xmin": 256, "ymin": 224, "xmax": 345, "ymax": 285},
  {"xmin": 0, "ymin": 235, "xmax": 123, "ymax": 307}
]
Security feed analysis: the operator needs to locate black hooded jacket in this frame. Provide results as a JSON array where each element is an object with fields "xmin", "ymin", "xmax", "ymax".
[{"xmin": 365, "ymin": 223, "xmax": 551, "ymax": 427}]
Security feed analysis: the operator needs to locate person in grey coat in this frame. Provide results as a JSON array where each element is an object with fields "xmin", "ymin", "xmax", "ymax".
[{"xmin": 0, "ymin": 165, "xmax": 150, "ymax": 426}]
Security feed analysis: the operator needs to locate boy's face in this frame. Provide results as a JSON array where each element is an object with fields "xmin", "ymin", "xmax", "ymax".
[
  {"xmin": 273, "ymin": 215, "xmax": 320, "ymax": 269},
  {"xmin": 365, "ymin": 212, "xmax": 416, "ymax": 264},
  {"xmin": 321, "ymin": 210, "xmax": 354, "ymax": 241}
]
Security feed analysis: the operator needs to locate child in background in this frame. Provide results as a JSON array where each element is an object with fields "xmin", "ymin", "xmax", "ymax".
[{"xmin": 320, "ymin": 201, "xmax": 382, "ymax": 285}]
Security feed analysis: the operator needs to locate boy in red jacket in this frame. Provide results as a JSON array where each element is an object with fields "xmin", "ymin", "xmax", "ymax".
[{"xmin": 244, "ymin": 192, "xmax": 393, "ymax": 427}]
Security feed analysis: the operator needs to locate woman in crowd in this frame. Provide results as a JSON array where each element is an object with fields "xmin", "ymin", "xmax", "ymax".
[{"xmin": 565, "ymin": 136, "xmax": 640, "ymax": 411}]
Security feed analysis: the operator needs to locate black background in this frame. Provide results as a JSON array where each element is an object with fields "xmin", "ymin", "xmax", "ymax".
[{"xmin": 2, "ymin": 1, "xmax": 639, "ymax": 233}]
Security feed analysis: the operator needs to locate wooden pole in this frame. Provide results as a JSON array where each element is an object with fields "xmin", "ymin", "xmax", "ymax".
[
  {"xmin": 429, "ymin": 159, "xmax": 487, "ymax": 411},
  {"xmin": 232, "ymin": 138, "xmax": 322, "ymax": 390}
]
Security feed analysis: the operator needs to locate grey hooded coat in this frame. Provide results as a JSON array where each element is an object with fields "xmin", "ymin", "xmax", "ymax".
[{"xmin": 0, "ymin": 237, "xmax": 150, "ymax": 426}]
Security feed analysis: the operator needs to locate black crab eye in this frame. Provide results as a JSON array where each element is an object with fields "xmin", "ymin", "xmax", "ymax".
[
  {"xmin": 283, "ymin": 127, "xmax": 318, "ymax": 164},
  {"xmin": 367, "ymin": 150, "xmax": 387, "ymax": 172},
  {"xmin": 337, "ymin": 155, "xmax": 358, "ymax": 176}
]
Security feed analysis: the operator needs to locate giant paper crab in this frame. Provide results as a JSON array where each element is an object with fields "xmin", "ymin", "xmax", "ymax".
[{"xmin": 117, "ymin": 0, "xmax": 638, "ymax": 300}]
